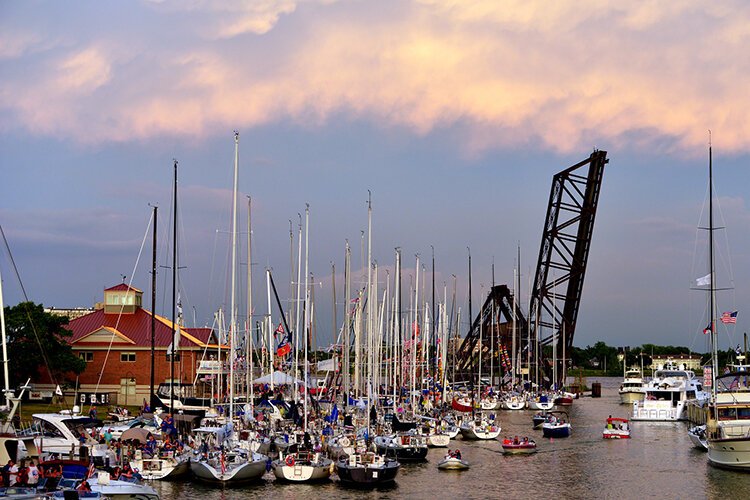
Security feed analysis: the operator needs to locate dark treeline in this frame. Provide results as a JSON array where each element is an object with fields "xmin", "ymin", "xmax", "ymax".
[{"xmin": 563, "ymin": 341, "xmax": 741, "ymax": 375}]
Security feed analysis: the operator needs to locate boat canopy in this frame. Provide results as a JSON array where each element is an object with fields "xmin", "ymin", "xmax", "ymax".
[{"xmin": 253, "ymin": 370, "xmax": 309, "ymax": 387}]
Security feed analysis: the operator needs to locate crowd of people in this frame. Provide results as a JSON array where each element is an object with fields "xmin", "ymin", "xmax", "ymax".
[{"xmin": 0, "ymin": 459, "xmax": 59, "ymax": 488}]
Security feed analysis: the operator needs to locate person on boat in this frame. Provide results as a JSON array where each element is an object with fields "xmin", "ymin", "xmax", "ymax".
[
  {"xmin": 26, "ymin": 459, "xmax": 39, "ymax": 487},
  {"xmin": 120, "ymin": 463, "xmax": 134, "ymax": 480},
  {"xmin": 142, "ymin": 399, "xmax": 151, "ymax": 413},
  {"xmin": 1, "ymin": 460, "xmax": 12, "ymax": 487},
  {"xmin": 77, "ymin": 479, "xmax": 92, "ymax": 492},
  {"xmin": 9, "ymin": 460, "xmax": 19, "ymax": 486},
  {"xmin": 513, "ymin": 436, "xmax": 520, "ymax": 445},
  {"xmin": 454, "ymin": 449, "xmax": 462, "ymax": 460},
  {"xmin": 111, "ymin": 466, "xmax": 121, "ymax": 480}
]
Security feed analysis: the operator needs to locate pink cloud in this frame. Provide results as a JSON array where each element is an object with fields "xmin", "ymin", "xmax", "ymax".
[{"xmin": 2, "ymin": 1, "xmax": 749, "ymax": 156}]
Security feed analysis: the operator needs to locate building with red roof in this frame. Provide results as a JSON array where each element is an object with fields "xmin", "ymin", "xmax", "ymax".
[{"xmin": 51, "ymin": 284, "xmax": 222, "ymax": 407}]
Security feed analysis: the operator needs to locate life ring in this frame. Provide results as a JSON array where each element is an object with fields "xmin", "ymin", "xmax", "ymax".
[
  {"xmin": 340, "ymin": 437, "xmax": 350, "ymax": 448},
  {"xmin": 285, "ymin": 455, "xmax": 295, "ymax": 467}
]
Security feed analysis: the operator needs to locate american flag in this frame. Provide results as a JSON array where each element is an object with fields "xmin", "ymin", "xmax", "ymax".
[{"xmin": 721, "ymin": 311, "xmax": 738, "ymax": 324}]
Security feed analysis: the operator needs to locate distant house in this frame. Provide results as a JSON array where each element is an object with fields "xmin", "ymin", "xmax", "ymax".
[
  {"xmin": 650, "ymin": 354, "xmax": 703, "ymax": 371},
  {"xmin": 42, "ymin": 284, "xmax": 220, "ymax": 407}
]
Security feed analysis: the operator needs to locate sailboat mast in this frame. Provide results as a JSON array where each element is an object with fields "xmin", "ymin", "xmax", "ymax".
[
  {"xmin": 344, "ymin": 241, "xmax": 351, "ymax": 405},
  {"xmin": 169, "ymin": 159, "xmax": 178, "ymax": 413},
  {"xmin": 229, "ymin": 132, "xmax": 240, "ymax": 420},
  {"xmin": 247, "ymin": 197, "xmax": 253, "ymax": 410},
  {"xmin": 149, "ymin": 205, "xmax": 157, "ymax": 408}
]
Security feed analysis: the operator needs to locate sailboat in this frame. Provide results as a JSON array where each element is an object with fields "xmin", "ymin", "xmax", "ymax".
[
  {"xmin": 705, "ymin": 141, "xmax": 750, "ymax": 470},
  {"xmin": 190, "ymin": 132, "xmax": 268, "ymax": 485}
]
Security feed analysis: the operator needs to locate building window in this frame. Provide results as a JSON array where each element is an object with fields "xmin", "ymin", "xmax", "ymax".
[
  {"xmin": 79, "ymin": 351, "xmax": 94, "ymax": 362},
  {"xmin": 121, "ymin": 352, "xmax": 136, "ymax": 362},
  {"xmin": 166, "ymin": 353, "xmax": 181, "ymax": 362}
]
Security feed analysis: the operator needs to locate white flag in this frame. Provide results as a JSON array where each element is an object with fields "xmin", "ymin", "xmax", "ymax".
[{"xmin": 696, "ymin": 274, "xmax": 711, "ymax": 287}]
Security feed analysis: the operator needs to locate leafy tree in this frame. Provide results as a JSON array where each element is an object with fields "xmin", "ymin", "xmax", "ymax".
[{"xmin": 3, "ymin": 301, "xmax": 86, "ymax": 386}]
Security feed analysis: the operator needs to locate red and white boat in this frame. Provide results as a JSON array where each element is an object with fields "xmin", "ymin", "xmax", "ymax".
[
  {"xmin": 451, "ymin": 397, "xmax": 474, "ymax": 413},
  {"xmin": 501, "ymin": 437, "xmax": 537, "ymax": 454},
  {"xmin": 602, "ymin": 417, "xmax": 631, "ymax": 439}
]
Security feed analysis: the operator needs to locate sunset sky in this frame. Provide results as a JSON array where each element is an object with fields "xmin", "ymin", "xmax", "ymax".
[{"xmin": 2, "ymin": 1, "xmax": 750, "ymax": 352}]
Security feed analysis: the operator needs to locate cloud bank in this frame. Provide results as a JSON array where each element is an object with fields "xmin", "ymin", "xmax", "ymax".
[{"xmin": 1, "ymin": 0, "xmax": 749, "ymax": 155}]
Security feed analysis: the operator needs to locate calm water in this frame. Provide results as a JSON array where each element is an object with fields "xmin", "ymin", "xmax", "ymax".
[{"xmin": 152, "ymin": 378, "xmax": 750, "ymax": 499}]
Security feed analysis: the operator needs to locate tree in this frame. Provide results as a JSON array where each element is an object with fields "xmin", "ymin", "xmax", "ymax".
[{"xmin": 3, "ymin": 301, "xmax": 86, "ymax": 387}]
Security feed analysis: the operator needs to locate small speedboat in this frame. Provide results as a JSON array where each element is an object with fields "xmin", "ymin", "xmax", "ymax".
[
  {"xmin": 501, "ymin": 437, "xmax": 537, "ymax": 454},
  {"xmin": 437, "ymin": 453, "xmax": 470, "ymax": 470},
  {"xmin": 542, "ymin": 411, "xmax": 571, "ymax": 438},
  {"xmin": 603, "ymin": 417, "xmax": 631, "ymax": 439},
  {"xmin": 688, "ymin": 424, "xmax": 708, "ymax": 450}
]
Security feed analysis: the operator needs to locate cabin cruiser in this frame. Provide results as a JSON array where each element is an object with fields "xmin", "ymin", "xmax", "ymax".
[
  {"xmin": 17, "ymin": 408, "xmax": 102, "ymax": 458},
  {"xmin": 619, "ymin": 368, "xmax": 646, "ymax": 404},
  {"xmin": 706, "ymin": 356, "xmax": 750, "ymax": 469},
  {"xmin": 631, "ymin": 361, "xmax": 709, "ymax": 421}
]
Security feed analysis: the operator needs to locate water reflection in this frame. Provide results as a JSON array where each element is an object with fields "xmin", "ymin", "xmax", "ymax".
[{"xmin": 153, "ymin": 378, "xmax": 750, "ymax": 499}]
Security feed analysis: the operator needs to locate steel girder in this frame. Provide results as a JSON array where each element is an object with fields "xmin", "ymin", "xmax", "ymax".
[{"xmin": 528, "ymin": 150, "xmax": 608, "ymax": 386}]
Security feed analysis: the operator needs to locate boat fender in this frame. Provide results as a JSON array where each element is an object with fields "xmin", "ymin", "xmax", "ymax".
[
  {"xmin": 340, "ymin": 437, "xmax": 350, "ymax": 447},
  {"xmin": 285, "ymin": 455, "xmax": 295, "ymax": 467}
]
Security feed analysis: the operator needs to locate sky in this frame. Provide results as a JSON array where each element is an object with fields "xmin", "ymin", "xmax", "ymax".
[{"xmin": 2, "ymin": 1, "xmax": 750, "ymax": 354}]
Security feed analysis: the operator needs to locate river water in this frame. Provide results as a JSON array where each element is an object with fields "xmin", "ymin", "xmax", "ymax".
[{"xmin": 151, "ymin": 378, "xmax": 750, "ymax": 499}]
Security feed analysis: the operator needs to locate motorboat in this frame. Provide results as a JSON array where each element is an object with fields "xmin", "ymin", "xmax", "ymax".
[
  {"xmin": 631, "ymin": 360, "xmax": 709, "ymax": 421},
  {"xmin": 374, "ymin": 433, "xmax": 428, "ymax": 462},
  {"xmin": 553, "ymin": 392, "xmax": 575, "ymax": 406},
  {"xmin": 272, "ymin": 450, "xmax": 333, "ymax": 482},
  {"xmin": 54, "ymin": 473, "xmax": 160, "ymax": 500},
  {"xmin": 602, "ymin": 417, "xmax": 631, "ymax": 439},
  {"xmin": 459, "ymin": 418, "xmax": 501, "ymax": 440},
  {"xmin": 87, "ymin": 472, "xmax": 160, "ymax": 500},
  {"xmin": 541, "ymin": 411, "xmax": 571, "ymax": 438},
  {"xmin": 335, "ymin": 452, "xmax": 399, "ymax": 486},
  {"xmin": 437, "ymin": 452, "xmax": 470, "ymax": 470},
  {"xmin": 688, "ymin": 424, "xmax": 708, "ymax": 451},
  {"xmin": 619, "ymin": 368, "xmax": 646, "ymax": 404},
  {"xmin": 17, "ymin": 409, "xmax": 102, "ymax": 457},
  {"xmin": 501, "ymin": 436, "xmax": 537, "ymax": 454}
]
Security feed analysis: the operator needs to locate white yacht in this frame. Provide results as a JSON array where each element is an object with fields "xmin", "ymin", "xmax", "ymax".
[
  {"xmin": 17, "ymin": 408, "xmax": 102, "ymax": 457},
  {"xmin": 706, "ymin": 356, "xmax": 750, "ymax": 470},
  {"xmin": 619, "ymin": 368, "xmax": 646, "ymax": 404},
  {"xmin": 631, "ymin": 360, "xmax": 709, "ymax": 421}
]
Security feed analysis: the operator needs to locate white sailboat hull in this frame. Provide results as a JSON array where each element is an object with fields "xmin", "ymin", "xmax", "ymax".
[
  {"xmin": 272, "ymin": 462, "xmax": 332, "ymax": 481},
  {"xmin": 190, "ymin": 458, "xmax": 266, "ymax": 484}
]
